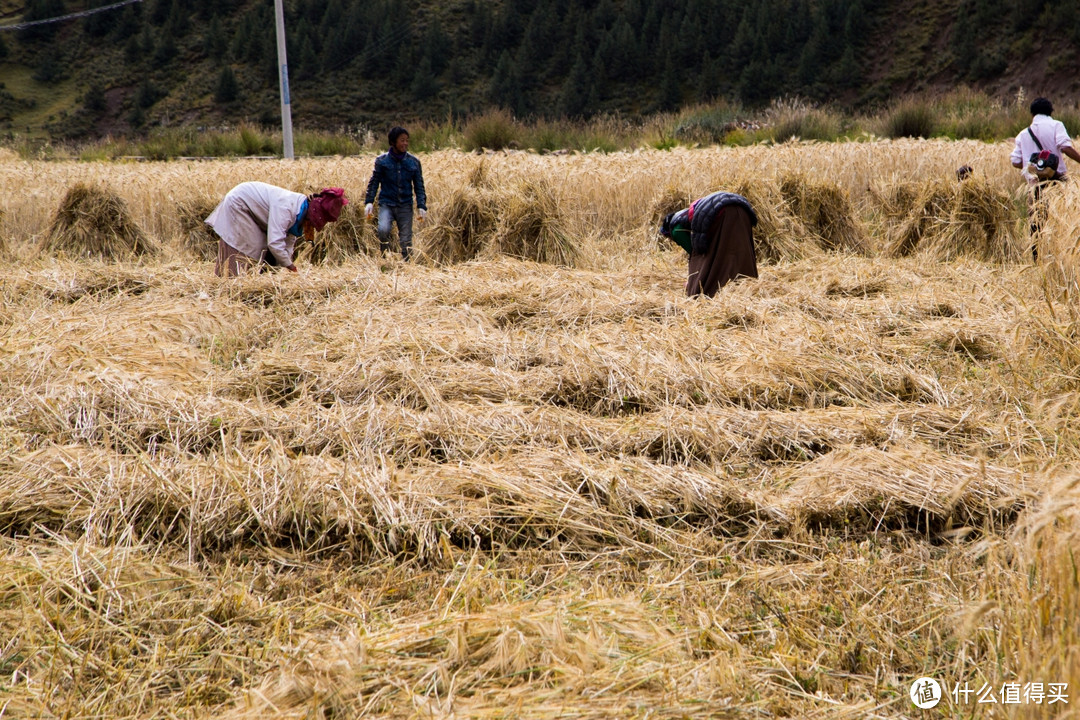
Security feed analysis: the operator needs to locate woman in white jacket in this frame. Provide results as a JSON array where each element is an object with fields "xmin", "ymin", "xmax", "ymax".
[{"xmin": 206, "ymin": 182, "xmax": 348, "ymax": 276}]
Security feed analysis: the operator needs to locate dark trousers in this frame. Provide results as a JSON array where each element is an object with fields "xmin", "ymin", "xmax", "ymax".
[
  {"xmin": 1029, "ymin": 176, "xmax": 1065, "ymax": 261},
  {"xmin": 377, "ymin": 204, "xmax": 414, "ymax": 260}
]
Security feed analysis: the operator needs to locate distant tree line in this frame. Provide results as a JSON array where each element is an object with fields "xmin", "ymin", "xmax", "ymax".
[{"xmin": 5, "ymin": 0, "xmax": 1080, "ymax": 136}]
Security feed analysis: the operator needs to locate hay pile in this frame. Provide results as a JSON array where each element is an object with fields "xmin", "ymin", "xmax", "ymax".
[
  {"xmin": 648, "ymin": 184, "xmax": 692, "ymax": 229},
  {"xmin": 424, "ymin": 162, "xmax": 578, "ymax": 267},
  {"xmin": 657, "ymin": 174, "xmax": 867, "ymax": 263},
  {"xmin": 303, "ymin": 199, "xmax": 379, "ymax": 265},
  {"xmin": 176, "ymin": 196, "xmax": 219, "ymax": 261},
  {"xmin": 490, "ymin": 177, "xmax": 579, "ymax": 266},
  {"xmin": 875, "ymin": 177, "xmax": 1019, "ymax": 261},
  {"xmin": 41, "ymin": 183, "xmax": 157, "ymax": 259},
  {"xmin": 726, "ymin": 177, "xmax": 817, "ymax": 263},
  {"xmin": 779, "ymin": 173, "xmax": 869, "ymax": 255}
]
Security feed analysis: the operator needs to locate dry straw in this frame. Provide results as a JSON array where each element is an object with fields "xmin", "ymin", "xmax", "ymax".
[
  {"xmin": 424, "ymin": 162, "xmax": 578, "ymax": 266},
  {"xmin": 303, "ymin": 199, "xmax": 380, "ymax": 264},
  {"xmin": 779, "ymin": 173, "xmax": 869, "ymax": 254},
  {"xmin": 875, "ymin": 177, "xmax": 1019, "ymax": 261},
  {"xmin": 489, "ymin": 176, "xmax": 579, "ymax": 266},
  {"xmin": 177, "ymin": 194, "xmax": 219, "ymax": 260},
  {"xmin": 40, "ymin": 182, "xmax": 157, "ymax": 259}
]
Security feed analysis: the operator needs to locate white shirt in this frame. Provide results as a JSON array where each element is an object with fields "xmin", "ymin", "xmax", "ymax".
[
  {"xmin": 1011, "ymin": 114, "xmax": 1074, "ymax": 184},
  {"xmin": 205, "ymin": 182, "xmax": 307, "ymax": 266}
]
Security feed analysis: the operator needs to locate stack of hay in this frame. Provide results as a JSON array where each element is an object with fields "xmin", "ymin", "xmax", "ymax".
[
  {"xmin": 176, "ymin": 196, "xmax": 219, "ymax": 261},
  {"xmin": 41, "ymin": 183, "xmax": 157, "ymax": 259},
  {"xmin": 304, "ymin": 199, "xmax": 380, "ymax": 265},
  {"xmin": 490, "ymin": 177, "xmax": 579, "ymax": 267},
  {"xmin": 779, "ymin": 173, "xmax": 869, "ymax": 255},
  {"xmin": 424, "ymin": 162, "xmax": 578, "ymax": 267},
  {"xmin": 875, "ymin": 177, "xmax": 1019, "ymax": 262},
  {"xmin": 423, "ymin": 163, "xmax": 499, "ymax": 265}
]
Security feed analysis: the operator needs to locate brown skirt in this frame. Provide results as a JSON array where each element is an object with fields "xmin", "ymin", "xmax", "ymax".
[
  {"xmin": 215, "ymin": 239, "xmax": 260, "ymax": 277},
  {"xmin": 686, "ymin": 206, "xmax": 758, "ymax": 297}
]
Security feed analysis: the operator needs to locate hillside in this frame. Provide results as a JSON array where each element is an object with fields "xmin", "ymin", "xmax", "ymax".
[{"xmin": 0, "ymin": 0, "xmax": 1078, "ymax": 140}]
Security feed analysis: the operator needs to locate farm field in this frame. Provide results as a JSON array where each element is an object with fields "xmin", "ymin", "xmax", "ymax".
[{"xmin": 1, "ymin": 141, "xmax": 1080, "ymax": 718}]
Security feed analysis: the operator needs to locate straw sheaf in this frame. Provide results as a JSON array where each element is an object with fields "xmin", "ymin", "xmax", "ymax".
[
  {"xmin": 876, "ymin": 177, "xmax": 1020, "ymax": 261},
  {"xmin": 1039, "ymin": 180, "xmax": 1080, "ymax": 293},
  {"xmin": 779, "ymin": 173, "xmax": 870, "ymax": 255},
  {"xmin": 302, "ymin": 198, "xmax": 380, "ymax": 264},
  {"xmin": 176, "ymin": 194, "xmax": 219, "ymax": 260},
  {"xmin": 40, "ymin": 182, "xmax": 158, "ymax": 259},
  {"xmin": 773, "ymin": 444, "xmax": 1032, "ymax": 528}
]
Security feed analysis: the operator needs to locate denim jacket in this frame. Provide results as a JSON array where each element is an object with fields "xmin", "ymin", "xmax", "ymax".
[{"xmin": 364, "ymin": 151, "xmax": 427, "ymax": 209}]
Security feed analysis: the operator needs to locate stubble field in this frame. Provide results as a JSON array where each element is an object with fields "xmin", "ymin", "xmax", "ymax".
[{"xmin": 1, "ymin": 141, "xmax": 1080, "ymax": 719}]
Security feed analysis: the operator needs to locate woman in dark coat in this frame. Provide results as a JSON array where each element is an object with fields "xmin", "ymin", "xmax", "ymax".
[{"xmin": 661, "ymin": 191, "xmax": 758, "ymax": 297}]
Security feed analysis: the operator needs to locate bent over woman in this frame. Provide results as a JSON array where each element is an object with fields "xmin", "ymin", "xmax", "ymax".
[
  {"xmin": 206, "ymin": 182, "xmax": 348, "ymax": 277},
  {"xmin": 660, "ymin": 191, "xmax": 758, "ymax": 297}
]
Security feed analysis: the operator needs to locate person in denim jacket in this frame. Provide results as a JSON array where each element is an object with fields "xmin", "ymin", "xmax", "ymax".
[{"xmin": 364, "ymin": 126, "xmax": 427, "ymax": 260}]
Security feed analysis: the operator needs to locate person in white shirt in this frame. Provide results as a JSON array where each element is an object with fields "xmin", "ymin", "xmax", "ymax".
[
  {"xmin": 1010, "ymin": 97, "xmax": 1080, "ymax": 259},
  {"xmin": 206, "ymin": 182, "xmax": 348, "ymax": 277}
]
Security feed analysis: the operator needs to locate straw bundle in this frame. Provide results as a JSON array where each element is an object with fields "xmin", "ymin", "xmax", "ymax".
[
  {"xmin": 41, "ymin": 183, "xmax": 157, "ymax": 259},
  {"xmin": 878, "ymin": 178, "xmax": 1018, "ymax": 261},
  {"xmin": 490, "ymin": 177, "xmax": 579, "ymax": 267},
  {"xmin": 1040, "ymin": 180, "xmax": 1080, "ymax": 292},
  {"xmin": 423, "ymin": 184, "xmax": 499, "ymax": 264},
  {"xmin": 423, "ymin": 161, "xmax": 500, "ymax": 264},
  {"xmin": 176, "ymin": 195, "xmax": 219, "ymax": 260},
  {"xmin": 425, "ymin": 167, "xmax": 577, "ymax": 267},
  {"xmin": 779, "ymin": 173, "xmax": 869, "ymax": 255},
  {"xmin": 726, "ymin": 177, "xmax": 817, "ymax": 263},
  {"xmin": 648, "ymin": 184, "xmax": 692, "ymax": 229},
  {"xmin": 302, "ymin": 199, "xmax": 380, "ymax": 264}
]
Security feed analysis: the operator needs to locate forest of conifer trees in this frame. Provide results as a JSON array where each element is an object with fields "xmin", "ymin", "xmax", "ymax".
[{"xmin": 1, "ymin": 0, "xmax": 1079, "ymax": 138}]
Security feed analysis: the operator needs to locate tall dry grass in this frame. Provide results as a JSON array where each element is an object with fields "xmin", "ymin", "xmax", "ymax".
[{"xmin": 0, "ymin": 141, "xmax": 1078, "ymax": 718}]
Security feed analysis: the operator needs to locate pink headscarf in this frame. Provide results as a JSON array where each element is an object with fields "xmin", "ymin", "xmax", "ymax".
[{"xmin": 307, "ymin": 188, "xmax": 349, "ymax": 230}]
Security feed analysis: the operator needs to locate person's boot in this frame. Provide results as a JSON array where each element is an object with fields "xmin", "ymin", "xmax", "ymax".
[
  {"xmin": 380, "ymin": 242, "xmax": 391, "ymax": 256},
  {"xmin": 401, "ymin": 244, "xmax": 412, "ymax": 262}
]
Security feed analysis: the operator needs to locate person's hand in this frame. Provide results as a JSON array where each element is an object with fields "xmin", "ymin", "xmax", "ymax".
[
  {"xmin": 417, "ymin": 207, "xmax": 426, "ymax": 222},
  {"xmin": 286, "ymin": 264, "xmax": 298, "ymax": 273},
  {"xmin": 364, "ymin": 203, "xmax": 374, "ymax": 219}
]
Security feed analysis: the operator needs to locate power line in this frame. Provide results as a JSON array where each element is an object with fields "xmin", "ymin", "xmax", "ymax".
[{"xmin": 0, "ymin": 0, "xmax": 144, "ymax": 32}]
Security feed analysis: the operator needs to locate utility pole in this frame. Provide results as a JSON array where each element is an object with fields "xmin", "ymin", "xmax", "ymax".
[{"xmin": 273, "ymin": 0, "xmax": 294, "ymax": 160}]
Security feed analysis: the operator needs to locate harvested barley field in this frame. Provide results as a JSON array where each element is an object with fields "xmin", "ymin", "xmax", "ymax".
[{"xmin": 1, "ymin": 140, "xmax": 1079, "ymax": 718}]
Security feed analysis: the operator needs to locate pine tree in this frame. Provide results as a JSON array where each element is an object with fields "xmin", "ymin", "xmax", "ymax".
[
  {"xmin": 18, "ymin": 0, "xmax": 65, "ymax": 42},
  {"xmin": 204, "ymin": 16, "xmax": 228, "ymax": 60},
  {"xmin": 489, "ymin": 51, "xmax": 524, "ymax": 115},
  {"xmin": 558, "ymin": 50, "xmax": 590, "ymax": 117},
  {"xmin": 657, "ymin": 52, "xmax": 681, "ymax": 112},
  {"xmin": 215, "ymin": 65, "xmax": 240, "ymax": 103},
  {"xmin": 153, "ymin": 33, "xmax": 178, "ymax": 69},
  {"xmin": 84, "ymin": 84, "xmax": 107, "ymax": 114},
  {"xmin": 410, "ymin": 54, "xmax": 439, "ymax": 101}
]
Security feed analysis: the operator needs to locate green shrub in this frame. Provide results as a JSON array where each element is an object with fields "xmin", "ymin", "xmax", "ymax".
[
  {"xmin": 296, "ymin": 131, "xmax": 362, "ymax": 157},
  {"xmin": 239, "ymin": 124, "xmax": 276, "ymax": 155},
  {"xmin": 769, "ymin": 107, "xmax": 844, "ymax": 142},
  {"xmin": 462, "ymin": 108, "xmax": 521, "ymax": 151},
  {"xmin": 883, "ymin": 97, "xmax": 938, "ymax": 138},
  {"xmin": 671, "ymin": 101, "xmax": 744, "ymax": 144},
  {"xmin": 407, "ymin": 116, "xmax": 461, "ymax": 151}
]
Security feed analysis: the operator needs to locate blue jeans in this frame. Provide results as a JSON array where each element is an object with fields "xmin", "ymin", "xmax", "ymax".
[{"xmin": 377, "ymin": 204, "xmax": 413, "ymax": 259}]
